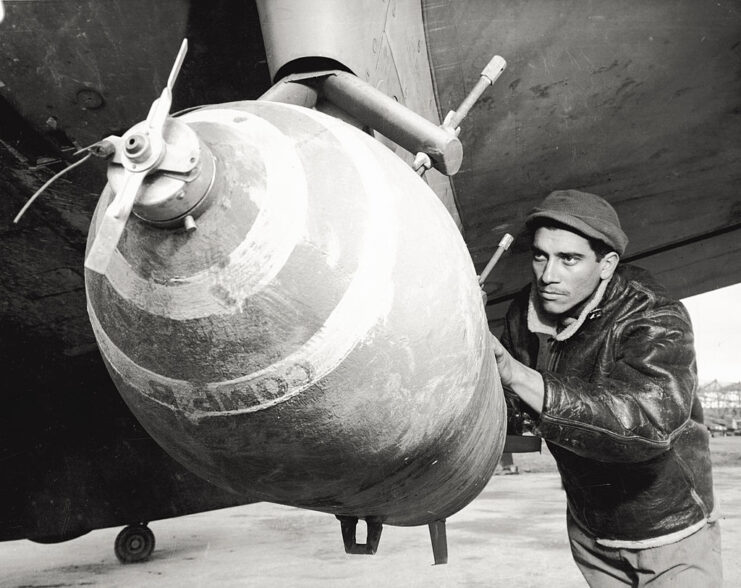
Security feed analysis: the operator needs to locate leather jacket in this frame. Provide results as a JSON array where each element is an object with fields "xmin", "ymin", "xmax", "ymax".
[{"xmin": 501, "ymin": 264, "xmax": 715, "ymax": 541}]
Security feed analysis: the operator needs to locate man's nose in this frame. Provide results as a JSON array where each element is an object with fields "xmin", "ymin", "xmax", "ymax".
[{"xmin": 540, "ymin": 259, "xmax": 559, "ymax": 284}]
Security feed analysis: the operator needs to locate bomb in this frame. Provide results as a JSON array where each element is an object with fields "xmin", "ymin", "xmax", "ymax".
[{"xmin": 85, "ymin": 99, "xmax": 506, "ymax": 528}]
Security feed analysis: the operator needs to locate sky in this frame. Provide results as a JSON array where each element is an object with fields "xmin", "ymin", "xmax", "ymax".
[{"xmin": 682, "ymin": 282, "xmax": 741, "ymax": 385}]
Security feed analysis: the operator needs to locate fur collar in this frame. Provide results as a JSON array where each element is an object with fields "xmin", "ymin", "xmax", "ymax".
[{"xmin": 527, "ymin": 277, "xmax": 611, "ymax": 341}]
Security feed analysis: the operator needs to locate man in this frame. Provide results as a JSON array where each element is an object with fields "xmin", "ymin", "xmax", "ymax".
[{"xmin": 491, "ymin": 190, "xmax": 721, "ymax": 586}]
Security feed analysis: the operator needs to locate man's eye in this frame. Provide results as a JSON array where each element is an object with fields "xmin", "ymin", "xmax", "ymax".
[
  {"xmin": 562, "ymin": 256, "xmax": 578, "ymax": 266},
  {"xmin": 532, "ymin": 252, "xmax": 546, "ymax": 261}
]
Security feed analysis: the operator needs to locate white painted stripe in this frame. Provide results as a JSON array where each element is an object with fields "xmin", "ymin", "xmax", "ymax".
[
  {"xmin": 90, "ymin": 106, "xmax": 398, "ymax": 420},
  {"xmin": 100, "ymin": 110, "xmax": 308, "ymax": 320}
]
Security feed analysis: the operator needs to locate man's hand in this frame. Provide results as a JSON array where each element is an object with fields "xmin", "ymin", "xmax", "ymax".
[
  {"xmin": 489, "ymin": 333, "xmax": 545, "ymax": 415},
  {"xmin": 490, "ymin": 332, "xmax": 516, "ymax": 386}
]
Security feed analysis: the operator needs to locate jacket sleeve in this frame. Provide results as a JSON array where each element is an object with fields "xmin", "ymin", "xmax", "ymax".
[{"xmin": 536, "ymin": 303, "xmax": 699, "ymax": 463}]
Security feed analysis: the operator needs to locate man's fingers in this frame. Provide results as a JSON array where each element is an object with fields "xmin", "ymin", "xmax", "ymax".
[
  {"xmin": 489, "ymin": 333, "xmax": 513, "ymax": 385},
  {"xmin": 489, "ymin": 333, "xmax": 506, "ymax": 356}
]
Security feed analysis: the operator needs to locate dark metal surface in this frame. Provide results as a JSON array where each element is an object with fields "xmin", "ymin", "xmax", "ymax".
[{"xmin": 423, "ymin": 0, "xmax": 741, "ymax": 329}]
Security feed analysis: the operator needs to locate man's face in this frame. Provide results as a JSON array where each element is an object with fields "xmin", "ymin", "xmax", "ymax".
[{"xmin": 531, "ymin": 227, "xmax": 615, "ymax": 316}]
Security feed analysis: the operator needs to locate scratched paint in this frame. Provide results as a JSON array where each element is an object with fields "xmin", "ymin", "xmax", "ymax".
[
  {"xmin": 88, "ymin": 107, "xmax": 398, "ymax": 419},
  {"xmin": 86, "ymin": 101, "xmax": 505, "ymax": 526},
  {"xmin": 99, "ymin": 112, "xmax": 309, "ymax": 320}
]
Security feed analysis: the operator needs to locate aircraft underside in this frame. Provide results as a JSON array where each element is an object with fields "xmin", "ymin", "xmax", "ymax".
[{"xmin": 1, "ymin": 0, "xmax": 739, "ymax": 565}]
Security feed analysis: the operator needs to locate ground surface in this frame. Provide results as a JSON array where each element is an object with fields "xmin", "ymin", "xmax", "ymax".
[{"xmin": 2, "ymin": 437, "xmax": 739, "ymax": 587}]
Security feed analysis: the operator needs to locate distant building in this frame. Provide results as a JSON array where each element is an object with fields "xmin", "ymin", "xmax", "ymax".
[{"xmin": 698, "ymin": 380, "xmax": 741, "ymax": 412}]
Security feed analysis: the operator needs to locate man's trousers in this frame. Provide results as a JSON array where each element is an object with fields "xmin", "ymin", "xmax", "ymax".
[{"xmin": 566, "ymin": 511, "xmax": 722, "ymax": 587}]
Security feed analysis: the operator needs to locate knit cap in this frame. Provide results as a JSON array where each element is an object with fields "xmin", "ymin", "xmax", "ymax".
[{"xmin": 525, "ymin": 190, "xmax": 628, "ymax": 255}]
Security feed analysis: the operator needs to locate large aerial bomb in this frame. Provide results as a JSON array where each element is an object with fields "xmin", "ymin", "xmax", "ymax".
[{"xmin": 85, "ymin": 98, "xmax": 506, "ymax": 531}]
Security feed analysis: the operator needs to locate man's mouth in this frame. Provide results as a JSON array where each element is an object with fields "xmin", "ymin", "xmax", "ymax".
[{"xmin": 538, "ymin": 289, "xmax": 567, "ymax": 300}]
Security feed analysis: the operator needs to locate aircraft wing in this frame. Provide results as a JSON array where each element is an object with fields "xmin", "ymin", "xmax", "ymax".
[{"xmin": 421, "ymin": 1, "xmax": 741, "ymax": 327}]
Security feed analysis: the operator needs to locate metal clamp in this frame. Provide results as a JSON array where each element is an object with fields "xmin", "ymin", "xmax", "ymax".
[{"xmin": 336, "ymin": 515, "xmax": 383, "ymax": 555}]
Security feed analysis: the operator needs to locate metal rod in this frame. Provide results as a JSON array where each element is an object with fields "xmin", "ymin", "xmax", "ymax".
[
  {"xmin": 444, "ymin": 55, "xmax": 506, "ymax": 132},
  {"xmin": 478, "ymin": 233, "xmax": 514, "ymax": 285},
  {"xmin": 320, "ymin": 71, "xmax": 463, "ymax": 175},
  {"xmin": 428, "ymin": 520, "xmax": 448, "ymax": 565},
  {"xmin": 13, "ymin": 153, "xmax": 93, "ymax": 224}
]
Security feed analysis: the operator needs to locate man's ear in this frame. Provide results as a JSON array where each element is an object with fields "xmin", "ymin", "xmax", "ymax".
[{"xmin": 599, "ymin": 252, "xmax": 620, "ymax": 280}]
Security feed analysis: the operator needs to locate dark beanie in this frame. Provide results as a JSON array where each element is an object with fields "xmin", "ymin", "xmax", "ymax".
[{"xmin": 525, "ymin": 190, "xmax": 629, "ymax": 255}]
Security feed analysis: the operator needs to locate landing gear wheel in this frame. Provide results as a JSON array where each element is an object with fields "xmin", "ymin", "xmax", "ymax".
[{"xmin": 114, "ymin": 523, "xmax": 155, "ymax": 563}]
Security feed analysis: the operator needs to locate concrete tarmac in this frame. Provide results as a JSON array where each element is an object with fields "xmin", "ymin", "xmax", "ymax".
[{"xmin": 2, "ymin": 438, "xmax": 739, "ymax": 587}]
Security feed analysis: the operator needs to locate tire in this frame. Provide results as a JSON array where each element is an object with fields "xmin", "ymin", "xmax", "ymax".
[{"xmin": 114, "ymin": 524, "xmax": 155, "ymax": 563}]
